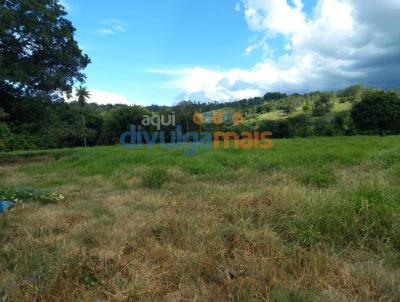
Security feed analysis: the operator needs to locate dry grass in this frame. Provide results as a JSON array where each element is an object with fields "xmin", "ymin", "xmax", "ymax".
[{"xmin": 1, "ymin": 137, "xmax": 400, "ymax": 301}]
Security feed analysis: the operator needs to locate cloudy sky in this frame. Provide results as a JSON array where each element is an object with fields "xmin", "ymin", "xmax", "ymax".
[{"xmin": 64, "ymin": 0, "xmax": 400, "ymax": 105}]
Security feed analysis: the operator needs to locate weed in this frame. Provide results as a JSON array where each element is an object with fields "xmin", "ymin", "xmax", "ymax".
[
  {"xmin": 296, "ymin": 166, "xmax": 336, "ymax": 187},
  {"xmin": 142, "ymin": 167, "xmax": 169, "ymax": 188}
]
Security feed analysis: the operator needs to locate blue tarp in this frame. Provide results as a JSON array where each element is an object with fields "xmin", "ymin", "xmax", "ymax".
[{"xmin": 0, "ymin": 201, "xmax": 14, "ymax": 213}]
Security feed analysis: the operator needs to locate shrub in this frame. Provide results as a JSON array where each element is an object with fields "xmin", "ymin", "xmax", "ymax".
[
  {"xmin": 332, "ymin": 111, "xmax": 357, "ymax": 135},
  {"xmin": 313, "ymin": 120, "xmax": 336, "ymax": 136},
  {"xmin": 142, "ymin": 167, "xmax": 169, "ymax": 188}
]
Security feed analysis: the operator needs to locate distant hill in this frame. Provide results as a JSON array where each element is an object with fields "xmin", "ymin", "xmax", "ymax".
[{"xmin": 146, "ymin": 88, "xmax": 357, "ymax": 127}]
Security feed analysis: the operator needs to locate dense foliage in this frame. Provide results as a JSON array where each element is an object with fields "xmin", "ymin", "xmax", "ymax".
[
  {"xmin": 0, "ymin": 0, "xmax": 90, "ymax": 98},
  {"xmin": 0, "ymin": 0, "xmax": 90, "ymax": 151},
  {"xmin": 2, "ymin": 85, "xmax": 400, "ymax": 151},
  {"xmin": 351, "ymin": 90, "xmax": 400, "ymax": 136}
]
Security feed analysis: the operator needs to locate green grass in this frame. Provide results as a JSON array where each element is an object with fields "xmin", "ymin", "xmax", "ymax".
[
  {"xmin": 0, "ymin": 136, "xmax": 400, "ymax": 301},
  {"xmin": 142, "ymin": 166, "xmax": 169, "ymax": 188},
  {"xmin": 332, "ymin": 101, "xmax": 352, "ymax": 113}
]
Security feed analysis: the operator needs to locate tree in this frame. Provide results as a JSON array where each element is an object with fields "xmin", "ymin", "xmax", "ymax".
[
  {"xmin": 0, "ymin": 0, "xmax": 90, "ymax": 101},
  {"xmin": 283, "ymin": 103, "xmax": 295, "ymax": 114},
  {"xmin": 263, "ymin": 92, "xmax": 287, "ymax": 101},
  {"xmin": 339, "ymin": 84, "xmax": 363, "ymax": 103},
  {"xmin": 174, "ymin": 101, "xmax": 199, "ymax": 133},
  {"xmin": 0, "ymin": 106, "xmax": 11, "ymax": 151},
  {"xmin": 99, "ymin": 105, "xmax": 150, "ymax": 145},
  {"xmin": 76, "ymin": 86, "xmax": 90, "ymax": 147},
  {"xmin": 303, "ymin": 99, "xmax": 312, "ymax": 111},
  {"xmin": 351, "ymin": 90, "xmax": 400, "ymax": 136},
  {"xmin": 312, "ymin": 94, "xmax": 334, "ymax": 116}
]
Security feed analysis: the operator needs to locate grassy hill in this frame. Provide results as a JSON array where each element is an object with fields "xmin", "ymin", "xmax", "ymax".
[
  {"xmin": 243, "ymin": 101, "xmax": 353, "ymax": 124},
  {"xmin": 1, "ymin": 136, "xmax": 400, "ymax": 301},
  {"xmin": 197, "ymin": 91, "xmax": 356, "ymax": 134}
]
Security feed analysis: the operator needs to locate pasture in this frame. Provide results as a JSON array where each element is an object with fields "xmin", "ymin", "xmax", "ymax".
[{"xmin": 1, "ymin": 136, "xmax": 400, "ymax": 301}]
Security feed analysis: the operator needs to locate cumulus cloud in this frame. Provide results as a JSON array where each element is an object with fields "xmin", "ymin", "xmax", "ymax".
[
  {"xmin": 98, "ymin": 18, "xmax": 126, "ymax": 35},
  {"xmin": 151, "ymin": 0, "xmax": 400, "ymax": 102},
  {"xmin": 64, "ymin": 89, "xmax": 143, "ymax": 106}
]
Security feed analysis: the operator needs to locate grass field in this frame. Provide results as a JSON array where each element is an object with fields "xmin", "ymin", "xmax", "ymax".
[{"xmin": 1, "ymin": 136, "xmax": 400, "ymax": 301}]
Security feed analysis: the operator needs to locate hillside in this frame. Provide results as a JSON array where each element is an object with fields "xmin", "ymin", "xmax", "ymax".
[{"xmin": 237, "ymin": 100, "xmax": 354, "ymax": 130}]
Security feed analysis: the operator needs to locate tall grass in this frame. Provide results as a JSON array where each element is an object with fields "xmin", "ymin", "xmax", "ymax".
[{"xmin": 0, "ymin": 136, "xmax": 399, "ymax": 301}]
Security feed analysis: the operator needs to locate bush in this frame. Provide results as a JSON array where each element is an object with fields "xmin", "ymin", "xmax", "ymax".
[
  {"xmin": 0, "ymin": 132, "xmax": 38, "ymax": 152},
  {"xmin": 289, "ymin": 115, "xmax": 314, "ymax": 137},
  {"xmin": 142, "ymin": 167, "xmax": 169, "ymax": 188},
  {"xmin": 332, "ymin": 111, "xmax": 357, "ymax": 135},
  {"xmin": 313, "ymin": 120, "xmax": 336, "ymax": 136}
]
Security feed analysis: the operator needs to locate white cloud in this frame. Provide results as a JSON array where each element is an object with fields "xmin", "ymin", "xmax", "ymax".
[
  {"xmin": 243, "ymin": 35, "xmax": 272, "ymax": 58},
  {"xmin": 151, "ymin": 0, "xmax": 400, "ymax": 102},
  {"xmin": 98, "ymin": 19, "xmax": 126, "ymax": 35},
  {"xmin": 98, "ymin": 29, "xmax": 115, "ymax": 35},
  {"xmin": 64, "ymin": 89, "xmax": 144, "ymax": 106},
  {"xmin": 235, "ymin": 2, "xmax": 241, "ymax": 12},
  {"xmin": 243, "ymin": 0, "xmax": 307, "ymax": 35}
]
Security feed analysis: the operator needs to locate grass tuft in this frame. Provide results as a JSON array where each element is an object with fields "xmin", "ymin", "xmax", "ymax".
[
  {"xmin": 289, "ymin": 186, "xmax": 400, "ymax": 250},
  {"xmin": 141, "ymin": 167, "xmax": 169, "ymax": 188}
]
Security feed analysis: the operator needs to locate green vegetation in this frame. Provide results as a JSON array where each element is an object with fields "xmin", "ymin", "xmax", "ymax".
[
  {"xmin": 0, "ymin": 0, "xmax": 90, "ymax": 97},
  {"xmin": 3, "ymin": 84, "xmax": 400, "ymax": 152},
  {"xmin": 76, "ymin": 87, "xmax": 91, "ymax": 148},
  {"xmin": 352, "ymin": 90, "xmax": 400, "ymax": 136},
  {"xmin": 0, "ymin": 188, "xmax": 64, "ymax": 204},
  {"xmin": 1, "ymin": 0, "xmax": 90, "ymax": 152},
  {"xmin": 1, "ymin": 136, "xmax": 400, "ymax": 300},
  {"xmin": 142, "ymin": 167, "xmax": 169, "ymax": 188}
]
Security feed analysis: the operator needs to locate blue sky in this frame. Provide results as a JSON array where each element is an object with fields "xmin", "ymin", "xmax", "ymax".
[
  {"xmin": 63, "ymin": 0, "xmax": 400, "ymax": 105},
  {"xmin": 64, "ymin": 0, "xmax": 253, "ymax": 104}
]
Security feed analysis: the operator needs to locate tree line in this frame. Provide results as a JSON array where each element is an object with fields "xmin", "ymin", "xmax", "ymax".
[
  {"xmin": 2, "ymin": 86, "xmax": 400, "ymax": 151},
  {"xmin": 1, "ymin": 0, "xmax": 400, "ymax": 151}
]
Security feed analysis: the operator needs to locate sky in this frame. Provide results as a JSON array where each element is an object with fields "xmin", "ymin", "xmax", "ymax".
[{"xmin": 62, "ymin": 0, "xmax": 400, "ymax": 106}]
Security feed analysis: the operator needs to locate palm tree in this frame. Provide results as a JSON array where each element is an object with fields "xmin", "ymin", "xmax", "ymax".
[{"xmin": 76, "ymin": 86, "xmax": 90, "ymax": 147}]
